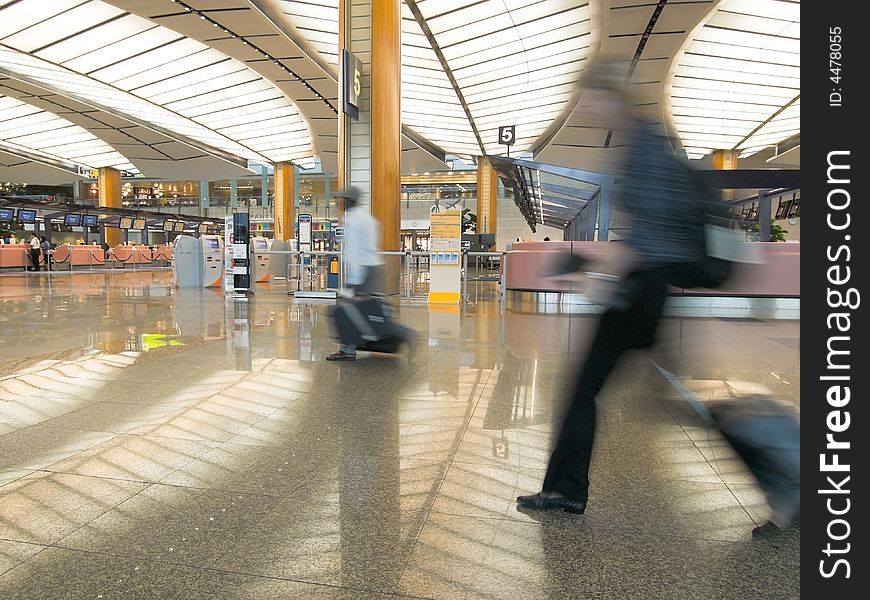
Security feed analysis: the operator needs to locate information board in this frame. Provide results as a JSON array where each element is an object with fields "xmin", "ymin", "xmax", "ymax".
[{"xmin": 428, "ymin": 210, "xmax": 462, "ymax": 304}]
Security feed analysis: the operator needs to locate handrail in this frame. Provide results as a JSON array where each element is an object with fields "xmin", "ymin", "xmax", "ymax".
[{"xmin": 264, "ymin": 249, "xmax": 507, "ymax": 302}]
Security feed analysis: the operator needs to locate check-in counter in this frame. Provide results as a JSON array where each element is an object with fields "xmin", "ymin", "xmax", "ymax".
[
  {"xmin": 50, "ymin": 244, "xmax": 106, "ymax": 268},
  {"xmin": 506, "ymin": 241, "xmax": 799, "ymax": 297},
  {"xmin": 0, "ymin": 244, "xmax": 31, "ymax": 269}
]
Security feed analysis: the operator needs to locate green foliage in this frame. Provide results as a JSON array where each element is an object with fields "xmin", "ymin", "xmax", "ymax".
[{"xmin": 748, "ymin": 219, "xmax": 788, "ymax": 242}]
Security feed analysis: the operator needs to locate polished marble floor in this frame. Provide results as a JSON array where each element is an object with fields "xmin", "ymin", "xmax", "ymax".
[{"xmin": 0, "ymin": 271, "xmax": 799, "ymax": 599}]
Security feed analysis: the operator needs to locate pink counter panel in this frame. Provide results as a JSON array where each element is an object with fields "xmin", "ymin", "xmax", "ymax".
[
  {"xmin": 0, "ymin": 245, "xmax": 33, "ymax": 269},
  {"xmin": 506, "ymin": 241, "xmax": 799, "ymax": 297}
]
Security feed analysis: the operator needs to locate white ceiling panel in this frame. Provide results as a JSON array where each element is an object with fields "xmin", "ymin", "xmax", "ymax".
[
  {"xmin": 0, "ymin": 0, "xmax": 317, "ymax": 168},
  {"xmin": 669, "ymin": 0, "xmax": 800, "ymax": 158},
  {"xmin": 0, "ymin": 95, "xmax": 137, "ymax": 172}
]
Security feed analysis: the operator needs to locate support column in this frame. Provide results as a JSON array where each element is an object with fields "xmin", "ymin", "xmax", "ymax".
[
  {"xmin": 759, "ymin": 189, "xmax": 772, "ymax": 243},
  {"xmin": 711, "ymin": 149, "xmax": 738, "ymax": 203},
  {"xmin": 371, "ymin": 0, "xmax": 401, "ymax": 253},
  {"xmin": 98, "ymin": 167, "xmax": 122, "ymax": 247},
  {"xmin": 230, "ymin": 178, "xmax": 238, "ymax": 209},
  {"xmin": 340, "ymin": 0, "xmax": 402, "ymax": 293},
  {"xmin": 476, "ymin": 156, "xmax": 498, "ymax": 235},
  {"xmin": 199, "ymin": 180, "xmax": 210, "ymax": 210},
  {"xmin": 323, "ymin": 172, "xmax": 330, "ymax": 220},
  {"xmin": 260, "ymin": 165, "xmax": 269, "ymax": 208},
  {"xmin": 274, "ymin": 162, "xmax": 295, "ymax": 241}
]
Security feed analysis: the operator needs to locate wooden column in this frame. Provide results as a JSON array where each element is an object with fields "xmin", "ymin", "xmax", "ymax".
[
  {"xmin": 371, "ymin": 0, "xmax": 401, "ymax": 252},
  {"xmin": 476, "ymin": 156, "xmax": 498, "ymax": 234},
  {"xmin": 274, "ymin": 162, "xmax": 295, "ymax": 240},
  {"xmin": 98, "ymin": 167, "xmax": 122, "ymax": 246},
  {"xmin": 711, "ymin": 149, "xmax": 738, "ymax": 170},
  {"xmin": 372, "ymin": 0, "xmax": 402, "ymax": 250},
  {"xmin": 339, "ymin": 0, "xmax": 401, "ymax": 293}
]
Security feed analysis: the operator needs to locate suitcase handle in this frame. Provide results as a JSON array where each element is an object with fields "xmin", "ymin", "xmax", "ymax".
[{"xmin": 653, "ymin": 362, "xmax": 714, "ymax": 424}]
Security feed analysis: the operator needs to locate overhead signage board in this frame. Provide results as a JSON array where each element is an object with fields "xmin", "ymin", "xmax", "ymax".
[
  {"xmin": 341, "ymin": 49, "xmax": 362, "ymax": 121},
  {"xmin": 498, "ymin": 125, "xmax": 516, "ymax": 147}
]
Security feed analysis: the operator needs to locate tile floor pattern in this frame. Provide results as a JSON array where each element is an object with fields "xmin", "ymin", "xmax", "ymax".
[{"xmin": 0, "ymin": 271, "xmax": 799, "ymax": 599}]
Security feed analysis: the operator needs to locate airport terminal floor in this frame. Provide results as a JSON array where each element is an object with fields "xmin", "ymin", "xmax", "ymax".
[{"xmin": 0, "ymin": 271, "xmax": 799, "ymax": 599}]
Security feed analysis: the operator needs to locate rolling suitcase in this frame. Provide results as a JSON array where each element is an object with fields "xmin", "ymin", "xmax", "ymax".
[
  {"xmin": 333, "ymin": 296, "xmax": 414, "ymax": 354},
  {"xmin": 655, "ymin": 364, "xmax": 800, "ymax": 530}
]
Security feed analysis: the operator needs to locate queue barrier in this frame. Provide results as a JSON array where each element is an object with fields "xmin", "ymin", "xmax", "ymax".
[{"xmin": 256, "ymin": 249, "xmax": 507, "ymax": 302}]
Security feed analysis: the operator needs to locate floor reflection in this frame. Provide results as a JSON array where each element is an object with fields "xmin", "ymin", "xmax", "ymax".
[{"xmin": 0, "ymin": 271, "xmax": 799, "ymax": 599}]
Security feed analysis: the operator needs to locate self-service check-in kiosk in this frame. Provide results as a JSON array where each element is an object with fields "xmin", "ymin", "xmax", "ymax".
[
  {"xmin": 252, "ymin": 237, "xmax": 270, "ymax": 282},
  {"xmin": 172, "ymin": 234, "xmax": 223, "ymax": 288},
  {"xmin": 268, "ymin": 239, "xmax": 293, "ymax": 280},
  {"xmin": 173, "ymin": 235, "xmax": 202, "ymax": 288},
  {"xmin": 201, "ymin": 234, "xmax": 224, "ymax": 287}
]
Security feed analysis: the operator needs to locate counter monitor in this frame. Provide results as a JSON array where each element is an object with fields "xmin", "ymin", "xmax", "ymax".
[{"xmin": 17, "ymin": 209, "xmax": 36, "ymax": 223}]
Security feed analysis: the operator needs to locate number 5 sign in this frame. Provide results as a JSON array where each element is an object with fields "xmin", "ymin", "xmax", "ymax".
[{"xmin": 498, "ymin": 125, "xmax": 516, "ymax": 146}]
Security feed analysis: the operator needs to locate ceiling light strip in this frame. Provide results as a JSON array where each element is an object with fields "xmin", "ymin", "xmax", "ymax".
[
  {"xmin": 167, "ymin": 0, "xmax": 337, "ymax": 114},
  {"xmin": 404, "ymin": 0, "xmax": 486, "ymax": 156},
  {"xmin": 733, "ymin": 93, "xmax": 799, "ymax": 151}
]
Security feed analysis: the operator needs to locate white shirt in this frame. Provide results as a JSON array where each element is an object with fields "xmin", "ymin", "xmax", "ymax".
[
  {"xmin": 30, "ymin": 237, "xmax": 40, "ymax": 250},
  {"xmin": 342, "ymin": 204, "xmax": 382, "ymax": 285}
]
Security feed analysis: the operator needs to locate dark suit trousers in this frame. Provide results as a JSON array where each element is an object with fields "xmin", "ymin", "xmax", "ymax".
[{"xmin": 542, "ymin": 268, "xmax": 670, "ymax": 502}]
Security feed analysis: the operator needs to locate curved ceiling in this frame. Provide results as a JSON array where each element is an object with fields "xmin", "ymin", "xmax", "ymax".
[
  {"xmin": 263, "ymin": 0, "xmax": 594, "ymax": 159},
  {"xmin": 403, "ymin": 0, "xmax": 594, "ymax": 157},
  {"xmin": 0, "ymin": 0, "xmax": 317, "ymax": 170},
  {"xmin": 0, "ymin": 94, "xmax": 137, "ymax": 172},
  {"xmin": 0, "ymin": 0, "xmax": 801, "ymax": 185},
  {"xmin": 668, "ymin": 0, "xmax": 800, "ymax": 159}
]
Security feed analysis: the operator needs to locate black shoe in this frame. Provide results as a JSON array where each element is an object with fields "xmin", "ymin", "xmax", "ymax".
[
  {"xmin": 751, "ymin": 521, "xmax": 782, "ymax": 538},
  {"xmin": 752, "ymin": 518, "xmax": 799, "ymax": 539},
  {"xmin": 326, "ymin": 351, "xmax": 356, "ymax": 362},
  {"xmin": 516, "ymin": 492, "xmax": 585, "ymax": 514}
]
